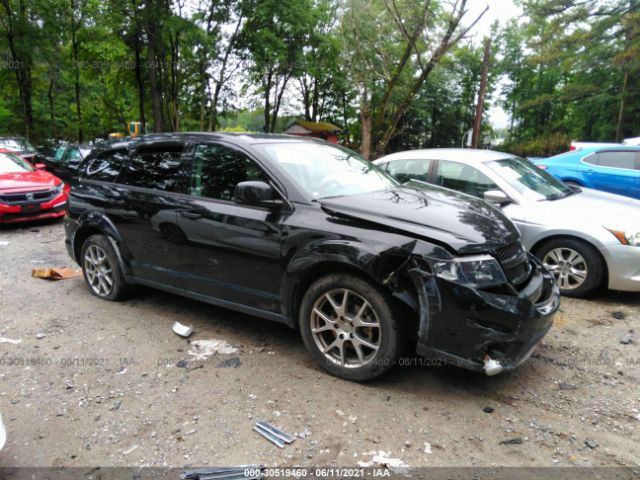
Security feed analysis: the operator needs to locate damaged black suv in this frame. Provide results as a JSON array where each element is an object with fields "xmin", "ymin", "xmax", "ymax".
[{"xmin": 65, "ymin": 133, "xmax": 560, "ymax": 381}]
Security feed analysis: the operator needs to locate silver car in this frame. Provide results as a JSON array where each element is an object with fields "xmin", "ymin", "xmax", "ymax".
[{"xmin": 375, "ymin": 148, "xmax": 640, "ymax": 297}]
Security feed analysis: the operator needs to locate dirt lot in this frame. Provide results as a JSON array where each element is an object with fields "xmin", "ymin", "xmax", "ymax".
[{"xmin": 0, "ymin": 220, "xmax": 639, "ymax": 470}]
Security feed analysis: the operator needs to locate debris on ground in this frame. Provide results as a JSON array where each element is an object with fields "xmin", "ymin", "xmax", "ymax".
[
  {"xmin": 612, "ymin": 311, "xmax": 625, "ymax": 320},
  {"xmin": 483, "ymin": 406, "xmax": 495, "ymax": 413},
  {"xmin": 357, "ymin": 450, "xmax": 408, "ymax": 469},
  {"xmin": 176, "ymin": 360, "xmax": 188, "ymax": 368},
  {"xmin": 253, "ymin": 421, "xmax": 296, "ymax": 449},
  {"xmin": 0, "ymin": 241, "xmax": 9, "ymax": 247},
  {"xmin": 122, "ymin": 444, "xmax": 139, "ymax": 455},
  {"xmin": 558, "ymin": 382, "xmax": 577, "ymax": 391},
  {"xmin": 181, "ymin": 466, "xmax": 264, "ymax": 480},
  {"xmin": 499, "ymin": 437, "xmax": 524, "ymax": 445},
  {"xmin": 0, "ymin": 412, "xmax": 6, "ymax": 451},
  {"xmin": 585, "ymin": 438, "xmax": 599, "ymax": 449},
  {"xmin": 620, "ymin": 334, "xmax": 633, "ymax": 345},
  {"xmin": 31, "ymin": 267, "xmax": 82, "ymax": 280},
  {"xmin": 35, "ymin": 333, "xmax": 46, "ymax": 340},
  {"xmin": 423, "ymin": 442, "xmax": 432, "ymax": 454},
  {"xmin": 0, "ymin": 337, "xmax": 21, "ymax": 345},
  {"xmin": 172, "ymin": 321, "xmax": 193, "ymax": 338},
  {"xmin": 217, "ymin": 357, "xmax": 241, "ymax": 368},
  {"xmin": 188, "ymin": 339, "xmax": 237, "ymax": 360}
]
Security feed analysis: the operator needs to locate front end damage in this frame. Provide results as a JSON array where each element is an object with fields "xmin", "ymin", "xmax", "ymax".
[{"xmin": 385, "ymin": 241, "xmax": 560, "ymax": 375}]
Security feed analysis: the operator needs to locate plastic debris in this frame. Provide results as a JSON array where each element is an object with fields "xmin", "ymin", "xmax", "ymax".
[
  {"xmin": 188, "ymin": 339, "xmax": 237, "ymax": 360},
  {"xmin": 217, "ymin": 357, "xmax": 241, "ymax": 368},
  {"xmin": 585, "ymin": 438, "xmax": 599, "ymax": 449},
  {"xmin": 612, "ymin": 311, "xmax": 625, "ymax": 320},
  {"xmin": 357, "ymin": 450, "xmax": 408, "ymax": 470},
  {"xmin": 253, "ymin": 421, "xmax": 295, "ymax": 449},
  {"xmin": 31, "ymin": 267, "xmax": 82, "ymax": 280},
  {"xmin": 172, "ymin": 321, "xmax": 193, "ymax": 338},
  {"xmin": 499, "ymin": 437, "xmax": 523, "ymax": 445},
  {"xmin": 182, "ymin": 466, "xmax": 264, "ymax": 480},
  {"xmin": 122, "ymin": 444, "xmax": 139, "ymax": 455},
  {"xmin": 0, "ymin": 241, "xmax": 9, "ymax": 247},
  {"xmin": 0, "ymin": 337, "xmax": 21, "ymax": 345}
]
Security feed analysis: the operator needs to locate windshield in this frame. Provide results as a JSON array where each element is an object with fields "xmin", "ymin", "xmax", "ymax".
[
  {"xmin": 486, "ymin": 157, "xmax": 573, "ymax": 200},
  {"xmin": 0, "ymin": 152, "xmax": 35, "ymax": 173},
  {"xmin": 256, "ymin": 142, "xmax": 397, "ymax": 199},
  {"xmin": 0, "ymin": 137, "xmax": 36, "ymax": 153}
]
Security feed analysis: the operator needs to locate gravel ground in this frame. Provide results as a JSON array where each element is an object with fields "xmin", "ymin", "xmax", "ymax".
[{"xmin": 0, "ymin": 220, "xmax": 639, "ymax": 469}]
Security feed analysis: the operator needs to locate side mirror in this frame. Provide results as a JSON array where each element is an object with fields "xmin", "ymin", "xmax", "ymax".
[
  {"xmin": 233, "ymin": 181, "xmax": 280, "ymax": 207},
  {"xmin": 34, "ymin": 163, "xmax": 46, "ymax": 170},
  {"xmin": 484, "ymin": 190, "xmax": 511, "ymax": 206}
]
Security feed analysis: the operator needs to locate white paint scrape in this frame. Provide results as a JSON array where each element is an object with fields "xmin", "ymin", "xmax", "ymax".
[{"xmin": 188, "ymin": 339, "xmax": 238, "ymax": 360}]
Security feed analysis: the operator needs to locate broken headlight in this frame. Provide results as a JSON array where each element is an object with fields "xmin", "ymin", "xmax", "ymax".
[{"xmin": 432, "ymin": 255, "xmax": 507, "ymax": 288}]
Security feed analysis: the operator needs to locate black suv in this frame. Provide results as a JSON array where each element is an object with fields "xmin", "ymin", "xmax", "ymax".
[{"xmin": 65, "ymin": 133, "xmax": 559, "ymax": 381}]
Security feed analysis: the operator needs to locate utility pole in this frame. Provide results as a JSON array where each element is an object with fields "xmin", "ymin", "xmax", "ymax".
[{"xmin": 472, "ymin": 37, "xmax": 491, "ymax": 149}]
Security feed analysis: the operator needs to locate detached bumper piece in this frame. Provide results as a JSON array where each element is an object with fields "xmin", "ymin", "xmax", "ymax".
[
  {"xmin": 181, "ymin": 466, "xmax": 264, "ymax": 480},
  {"xmin": 253, "ymin": 421, "xmax": 296, "ymax": 449}
]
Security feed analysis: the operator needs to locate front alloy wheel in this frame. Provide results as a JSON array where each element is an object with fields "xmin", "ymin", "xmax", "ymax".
[
  {"xmin": 542, "ymin": 247, "xmax": 587, "ymax": 291},
  {"xmin": 536, "ymin": 238, "xmax": 604, "ymax": 297},
  {"xmin": 310, "ymin": 288, "xmax": 381, "ymax": 368},
  {"xmin": 299, "ymin": 274, "xmax": 404, "ymax": 381}
]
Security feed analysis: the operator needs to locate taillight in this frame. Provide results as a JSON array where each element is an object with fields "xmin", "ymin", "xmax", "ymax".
[{"xmin": 569, "ymin": 146, "xmax": 576, "ymax": 151}]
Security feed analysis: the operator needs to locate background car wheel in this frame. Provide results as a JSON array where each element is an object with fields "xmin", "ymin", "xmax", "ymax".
[
  {"xmin": 535, "ymin": 238, "xmax": 604, "ymax": 297},
  {"xmin": 80, "ymin": 234, "xmax": 130, "ymax": 301},
  {"xmin": 299, "ymin": 274, "xmax": 405, "ymax": 381}
]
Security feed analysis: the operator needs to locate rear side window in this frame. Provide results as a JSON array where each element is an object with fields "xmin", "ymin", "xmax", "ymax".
[
  {"xmin": 83, "ymin": 149, "xmax": 127, "ymax": 182},
  {"xmin": 586, "ymin": 151, "xmax": 638, "ymax": 170},
  {"xmin": 387, "ymin": 158, "xmax": 431, "ymax": 183},
  {"xmin": 191, "ymin": 143, "xmax": 268, "ymax": 201},
  {"xmin": 436, "ymin": 160, "xmax": 498, "ymax": 198},
  {"xmin": 124, "ymin": 143, "xmax": 186, "ymax": 192}
]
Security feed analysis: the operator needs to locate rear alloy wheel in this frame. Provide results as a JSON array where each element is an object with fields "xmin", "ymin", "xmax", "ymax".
[
  {"xmin": 299, "ymin": 274, "xmax": 404, "ymax": 381},
  {"xmin": 537, "ymin": 238, "xmax": 604, "ymax": 297},
  {"xmin": 81, "ymin": 234, "xmax": 130, "ymax": 301}
]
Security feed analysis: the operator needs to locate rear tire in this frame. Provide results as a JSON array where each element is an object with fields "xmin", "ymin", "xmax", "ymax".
[
  {"xmin": 80, "ymin": 234, "xmax": 131, "ymax": 301},
  {"xmin": 535, "ymin": 238, "xmax": 604, "ymax": 297},
  {"xmin": 299, "ymin": 274, "xmax": 405, "ymax": 381}
]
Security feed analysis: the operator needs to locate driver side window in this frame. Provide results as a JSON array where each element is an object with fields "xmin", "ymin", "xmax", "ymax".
[
  {"xmin": 436, "ymin": 160, "xmax": 498, "ymax": 199},
  {"xmin": 191, "ymin": 144, "xmax": 268, "ymax": 201},
  {"xmin": 387, "ymin": 159, "xmax": 431, "ymax": 183}
]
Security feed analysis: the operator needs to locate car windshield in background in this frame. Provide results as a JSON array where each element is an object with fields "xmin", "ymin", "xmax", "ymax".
[
  {"xmin": 0, "ymin": 138, "xmax": 36, "ymax": 153},
  {"xmin": 256, "ymin": 142, "xmax": 397, "ymax": 200},
  {"xmin": 0, "ymin": 152, "xmax": 34, "ymax": 173},
  {"xmin": 486, "ymin": 157, "xmax": 574, "ymax": 201}
]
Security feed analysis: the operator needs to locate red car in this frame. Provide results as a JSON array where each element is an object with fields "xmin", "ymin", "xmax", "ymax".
[{"xmin": 0, "ymin": 149, "xmax": 69, "ymax": 224}]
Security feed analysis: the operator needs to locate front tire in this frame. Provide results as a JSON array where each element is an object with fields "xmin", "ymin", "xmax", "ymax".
[
  {"xmin": 80, "ymin": 234, "xmax": 130, "ymax": 301},
  {"xmin": 535, "ymin": 238, "xmax": 604, "ymax": 297},
  {"xmin": 299, "ymin": 274, "xmax": 405, "ymax": 381}
]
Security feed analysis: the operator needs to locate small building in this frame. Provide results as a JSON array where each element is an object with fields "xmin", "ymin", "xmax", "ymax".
[{"xmin": 284, "ymin": 120, "xmax": 342, "ymax": 144}]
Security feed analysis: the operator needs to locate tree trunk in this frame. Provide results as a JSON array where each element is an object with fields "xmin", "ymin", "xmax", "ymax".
[
  {"xmin": 47, "ymin": 75, "xmax": 57, "ymax": 139},
  {"xmin": 616, "ymin": 71, "xmax": 629, "ymax": 142},
  {"xmin": 70, "ymin": 4, "xmax": 83, "ymax": 143},
  {"xmin": 471, "ymin": 37, "xmax": 491, "ymax": 149},
  {"xmin": 133, "ymin": 26, "xmax": 146, "ymax": 132},
  {"xmin": 360, "ymin": 88, "xmax": 372, "ymax": 159}
]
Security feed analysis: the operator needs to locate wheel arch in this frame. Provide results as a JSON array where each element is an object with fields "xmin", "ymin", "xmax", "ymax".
[{"xmin": 72, "ymin": 211, "xmax": 130, "ymax": 273}]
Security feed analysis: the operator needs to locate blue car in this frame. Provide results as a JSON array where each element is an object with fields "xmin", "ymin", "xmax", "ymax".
[{"xmin": 534, "ymin": 146, "xmax": 640, "ymax": 199}]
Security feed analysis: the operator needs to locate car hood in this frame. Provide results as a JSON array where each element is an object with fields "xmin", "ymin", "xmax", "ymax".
[
  {"xmin": 533, "ymin": 188, "xmax": 640, "ymax": 228},
  {"xmin": 0, "ymin": 170, "xmax": 61, "ymax": 193},
  {"xmin": 319, "ymin": 184, "xmax": 521, "ymax": 254}
]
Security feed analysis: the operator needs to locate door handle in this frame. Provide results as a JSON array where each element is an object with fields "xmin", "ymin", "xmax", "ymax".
[{"xmin": 179, "ymin": 210, "xmax": 202, "ymax": 220}]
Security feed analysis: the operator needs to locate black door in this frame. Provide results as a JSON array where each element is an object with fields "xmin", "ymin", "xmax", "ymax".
[
  {"xmin": 114, "ymin": 141, "xmax": 191, "ymax": 288},
  {"xmin": 176, "ymin": 143, "xmax": 285, "ymax": 313}
]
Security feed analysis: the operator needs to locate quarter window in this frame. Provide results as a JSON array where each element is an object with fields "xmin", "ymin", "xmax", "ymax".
[
  {"xmin": 435, "ymin": 160, "xmax": 498, "ymax": 198},
  {"xmin": 191, "ymin": 144, "xmax": 268, "ymax": 201},
  {"xmin": 82, "ymin": 149, "xmax": 127, "ymax": 182},
  {"xmin": 124, "ymin": 143, "xmax": 186, "ymax": 191}
]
